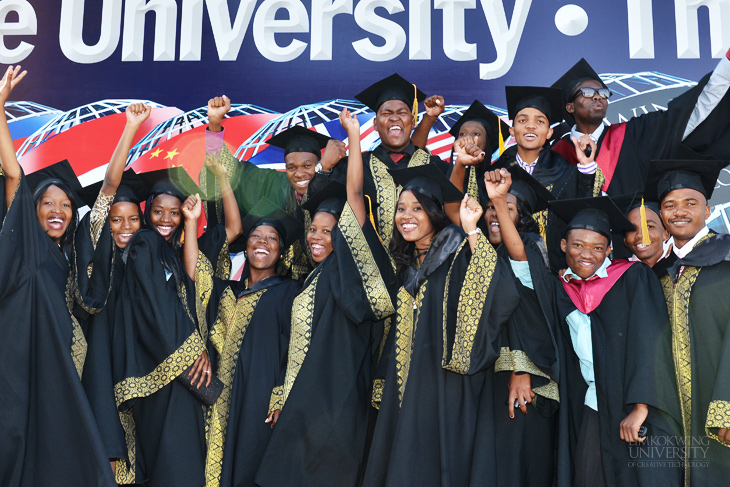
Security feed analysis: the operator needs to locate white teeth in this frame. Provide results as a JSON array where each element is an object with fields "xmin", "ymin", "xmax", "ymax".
[
  {"xmin": 253, "ymin": 249, "xmax": 270, "ymax": 256},
  {"xmin": 49, "ymin": 218, "xmax": 63, "ymax": 223},
  {"xmin": 490, "ymin": 222, "xmax": 500, "ymax": 227},
  {"xmin": 402, "ymin": 223, "xmax": 416, "ymax": 231},
  {"xmin": 296, "ymin": 181, "xmax": 309, "ymax": 187}
]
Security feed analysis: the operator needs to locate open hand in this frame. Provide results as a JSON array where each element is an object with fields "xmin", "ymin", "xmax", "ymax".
[{"xmin": 0, "ymin": 65, "xmax": 26, "ymax": 105}]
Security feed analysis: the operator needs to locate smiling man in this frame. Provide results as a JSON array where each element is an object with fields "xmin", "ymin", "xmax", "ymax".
[
  {"xmin": 551, "ymin": 50, "xmax": 730, "ymax": 197},
  {"xmin": 645, "ymin": 159, "xmax": 730, "ymax": 486},
  {"xmin": 309, "ymin": 74, "xmax": 451, "ymax": 248}
]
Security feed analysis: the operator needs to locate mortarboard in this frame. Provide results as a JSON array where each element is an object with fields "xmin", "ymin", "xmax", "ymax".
[
  {"xmin": 505, "ymin": 86, "xmax": 564, "ymax": 125},
  {"xmin": 551, "ymin": 58, "xmax": 608, "ymax": 125},
  {"xmin": 241, "ymin": 197, "xmax": 304, "ymax": 251},
  {"xmin": 613, "ymin": 191, "xmax": 663, "ymax": 246},
  {"xmin": 302, "ymin": 179, "xmax": 347, "ymax": 218},
  {"xmin": 549, "ymin": 195, "xmax": 634, "ymax": 241},
  {"xmin": 644, "ymin": 159, "xmax": 727, "ymax": 203},
  {"xmin": 138, "ymin": 166, "xmax": 200, "ymax": 202},
  {"xmin": 505, "ymin": 165, "xmax": 555, "ymax": 214},
  {"xmin": 355, "ymin": 73, "xmax": 426, "ymax": 117},
  {"xmin": 27, "ymin": 159, "xmax": 83, "ymax": 206},
  {"xmin": 448, "ymin": 100, "xmax": 509, "ymax": 156},
  {"xmin": 388, "ymin": 164, "xmax": 463, "ymax": 207},
  {"xmin": 267, "ymin": 125, "xmax": 332, "ymax": 157},
  {"xmin": 79, "ymin": 169, "xmax": 148, "ymax": 208}
]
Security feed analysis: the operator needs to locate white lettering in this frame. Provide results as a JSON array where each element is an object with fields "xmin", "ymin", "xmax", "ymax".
[
  {"xmin": 122, "ymin": 0, "xmax": 177, "ymax": 61},
  {"xmin": 179, "ymin": 0, "xmax": 203, "ymax": 61},
  {"xmin": 675, "ymin": 0, "xmax": 730, "ymax": 58},
  {"xmin": 253, "ymin": 0, "xmax": 309, "ymax": 62},
  {"xmin": 311, "ymin": 0, "xmax": 352, "ymax": 61},
  {"xmin": 435, "ymin": 0, "xmax": 476, "ymax": 61},
  {"xmin": 203, "ymin": 0, "xmax": 257, "ymax": 61},
  {"xmin": 409, "ymin": 0, "xmax": 430, "ymax": 60},
  {"xmin": 0, "ymin": 0, "xmax": 36, "ymax": 63},
  {"xmin": 352, "ymin": 0, "xmax": 406, "ymax": 62},
  {"xmin": 627, "ymin": 0, "xmax": 654, "ymax": 58},
  {"xmin": 59, "ymin": 0, "xmax": 122, "ymax": 64},
  {"xmin": 478, "ymin": 0, "xmax": 531, "ymax": 79}
]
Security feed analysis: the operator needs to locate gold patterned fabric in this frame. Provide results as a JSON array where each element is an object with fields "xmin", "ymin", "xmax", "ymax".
[
  {"xmin": 441, "ymin": 234, "xmax": 497, "ymax": 375},
  {"xmin": 706, "ymin": 400, "xmax": 730, "ymax": 447},
  {"xmin": 268, "ymin": 385, "xmax": 284, "ymax": 414},
  {"xmin": 338, "ymin": 203, "xmax": 395, "ymax": 320},
  {"xmin": 88, "ymin": 190, "xmax": 115, "ymax": 249},
  {"xmin": 466, "ymin": 166, "xmax": 479, "ymax": 200},
  {"xmin": 368, "ymin": 149, "xmax": 431, "ymax": 248},
  {"xmin": 65, "ymin": 273, "xmax": 87, "ymax": 378},
  {"xmin": 662, "ymin": 266, "xmax": 700, "ymax": 486},
  {"xmin": 282, "ymin": 273, "xmax": 320, "ymax": 406},
  {"xmin": 115, "ymin": 409, "xmax": 137, "ymax": 484},
  {"xmin": 195, "ymin": 251, "xmax": 215, "ymax": 343},
  {"xmin": 592, "ymin": 166, "xmax": 605, "ymax": 197},
  {"xmin": 494, "ymin": 347, "xmax": 559, "ymax": 402},
  {"xmin": 113, "ymin": 331, "xmax": 206, "ymax": 407},
  {"xmin": 395, "ymin": 285, "xmax": 426, "ymax": 406},
  {"xmin": 205, "ymin": 288, "xmax": 266, "ymax": 487},
  {"xmin": 371, "ymin": 379, "xmax": 385, "ymax": 409}
]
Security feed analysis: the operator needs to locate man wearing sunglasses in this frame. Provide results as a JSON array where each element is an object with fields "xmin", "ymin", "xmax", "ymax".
[{"xmin": 551, "ymin": 50, "xmax": 730, "ymax": 198}]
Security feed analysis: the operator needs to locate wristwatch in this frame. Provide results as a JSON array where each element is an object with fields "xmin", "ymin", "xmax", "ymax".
[{"xmin": 315, "ymin": 162, "xmax": 331, "ymax": 175}]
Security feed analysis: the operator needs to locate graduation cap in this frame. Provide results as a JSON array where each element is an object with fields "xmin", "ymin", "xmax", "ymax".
[
  {"xmin": 79, "ymin": 169, "xmax": 148, "ymax": 208},
  {"xmin": 505, "ymin": 86, "xmax": 564, "ymax": 125},
  {"xmin": 241, "ymin": 197, "xmax": 303, "ymax": 251},
  {"xmin": 302, "ymin": 179, "xmax": 347, "ymax": 218},
  {"xmin": 355, "ymin": 73, "xmax": 426, "ymax": 118},
  {"xmin": 448, "ymin": 100, "xmax": 509, "ymax": 156},
  {"xmin": 644, "ymin": 159, "xmax": 727, "ymax": 204},
  {"xmin": 137, "ymin": 166, "xmax": 200, "ymax": 202},
  {"xmin": 26, "ymin": 159, "xmax": 83, "ymax": 206},
  {"xmin": 388, "ymin": 164, "xmax": 463, "ymax": 206},
  {"xmin": 505, "ymin": 165, "xmax": 555, "ymax": 214},
  {"xmin": 267, "ymin": 126, "xmax": 332, "ymax": 157},
  {"xmin": 551, "ymin": 58, "xmax": 609, "ymax": 124},
  {"xmin": 549, "ymin": 196, "xmax": 634, "ymax": 241},
  {"xmin": 612, "ymin": 192, "xmax": 663, "ymax": 246}
]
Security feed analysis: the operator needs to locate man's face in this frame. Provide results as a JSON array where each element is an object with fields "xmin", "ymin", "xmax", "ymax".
[
  {"xmin": 561, "ymin": 228, "xmax": 611, "ymax": 280},
  {"xmin": 374, "ymin": 99, "xmax": 413, "ymax": 152},
  {"xmin": 623, "ymin": 207, "xmax": 669, "ymax": 264},
  {"xmin": 566, "ymin": 79, "xmax": 608, "ymax": 127},
  {"xmin": 660, "ymin": 188, "xmax": 710, "ymax": 246},
  {"xmin": 285, "ymin": 151, "xmax": 319, "ymax": 196},
  {"xmin": 509, "ymin": 107, "xmax": 553, "ymax": 152}
]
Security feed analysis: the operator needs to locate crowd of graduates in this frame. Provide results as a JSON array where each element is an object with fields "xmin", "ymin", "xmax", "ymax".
[{"xmin": 2, "ymin": 46, "xmax": 730, "ymax": 487}]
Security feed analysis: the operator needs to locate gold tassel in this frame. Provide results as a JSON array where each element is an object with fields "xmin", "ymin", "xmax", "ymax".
[
  {"xmin": 365, "ymin": 194, "xmax": 383, "ymax": 243},
  {"xmin": 640, "ymin": 198, "xmax": 651, "ymax": 246},
  {"xmin": 411, "ymin": 84, "xmax": 418, "ymax": 121},
  {"xmin": 497, "ymin": 115, "xmax": 505, "ymax": 155}
]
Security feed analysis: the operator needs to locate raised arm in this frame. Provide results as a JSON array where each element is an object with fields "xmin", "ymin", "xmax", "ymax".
[
  {"xmin": 0, "ymin": 66, "xmax": 27, "ymax": 206},
  {"xmin": 459, "ymin": 195, "xmax": 483, "ymax": 253},
  {"xmin": 341, "ymin": 108, "xmax": 366, "ymax": 226},
  {"xmin": 449, "ymin": 136, "xmax": 485, "ymax": 193},
  {"xmin": 484, "ymin": 168, "xmax": 526, "ymax": 261},
  {"xmin": 205, "ymin": 156, "xmax": 243, "ymax": 244},
  {"xmin": 182, "ymin": 194, "xmax": 202, "ymax": 281},
  {"xmin": 411, "ymin": 95, "xmax": 443, "ymax": 149},
  {"xmin": 207, "ymin": 95, "xmax": 230, "ymax": 134},
  {"xmin": 100, "ymin": 103, "xmax": 151, "ymax": 195}
]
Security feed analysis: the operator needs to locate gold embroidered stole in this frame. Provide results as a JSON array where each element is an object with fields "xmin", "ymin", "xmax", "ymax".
[
  {"xmin": 466, "ymin": 166, "xmax": 479, "ymax": 200},
  {"xmin": 395, "ymin": 284, "xmax": 427, "ymax": 406}
]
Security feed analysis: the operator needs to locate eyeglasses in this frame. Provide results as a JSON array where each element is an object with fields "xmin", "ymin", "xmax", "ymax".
[{"xmin": 571, "ymin": 87, "xmax": 612, "ymax": 101}]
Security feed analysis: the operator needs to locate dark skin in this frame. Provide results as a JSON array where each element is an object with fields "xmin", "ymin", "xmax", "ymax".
[
  {"xmin": 660, "ymin": 188, "xmax": 711, "ymax": 250},
  {"xmin": 566, "ymin": 79, "xmax": 608, "ymax": 135},
  {"xmin": 109, "ymin": 201, "xmax": 142, "ymax": 249},
  {"xmin": 245, "ymin": 224, "xmax": 282, "ymax": 286},
  {"xmin": 374, "ymin": 99, "xmax": 414, "ymax": 152},
  {"xmin": 623, "ymin": 207, "xmax": 670, "ymax": 267}
]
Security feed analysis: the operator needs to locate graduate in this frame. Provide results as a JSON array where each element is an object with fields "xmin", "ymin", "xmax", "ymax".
[
  {"xmin": 71, "ymin": 102, "xmax": 152, "ymax": 480},
  {"xmin": 616, "ymin": 194, "xmax": 673, "ymax": 272},
  {"xmin": 362, "ymin": 164, "xmax": 520, "ymax": 487},
  {"xmin": 254, "ymin": 109, "xmax": 395, "ymax": 487},
  {"xmin": 112, "ymin": 162, "xmax": 242, "ymax": 487},
  {"xmin": 551, "ymin": 49, "xmax": 730, "ymax": 196},
  {"xmin": 201, "ymin": 95, "xmax": 340, "ymax": 280},
  {"xmin": 309, "ymin": 73, "xmax": 452, "ymax": 247},
  {"xmin": 0, "ymin": 66, "xmax": 116, "ymax": 486},
  {"xmin": 479, "ymin": 166, "xmax": 560, "ymax": 487},
  {"xmin": 486, "ymin": 170, "xmax": 682, "ymax": 487},
  {"xmin": 183, "ymin": 197, "xmax": 301, "ymax": 487},
  {"xmin": 645, "ymin": 159, "xmax": 730, "ymax": 486}
]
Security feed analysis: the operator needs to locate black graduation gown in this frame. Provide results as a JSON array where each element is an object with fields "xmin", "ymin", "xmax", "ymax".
[
  {"xmin": 196, "ymin": 256, "xmax": 299, "ymax": 487},
  {"xmin": 483, "ymin": 234, "xmax": 560, "ymax": 487},
  {"xmin": 309, "ymin": 143, "xmax": 451, "ymax": 248},
  {"xmin": 553, "ymin": 70, "xmax": 730, "ymax": 196},
  {"xmin": 528, "ymin": 261, "xmax": 683, "ymax": 487},
  {"xmin": 486, "ymin": 145, "xmax": 595, "ymax": 272},
  {"xmin": 255, "ymin": 203, "xmax": 395, "ymax": 487},
  {"xmin": 0, "ymin": 174, "xmax": 115, "ymax": 486},
  {"xmin": 363, "ymin": 228, "xmax": 520, "ymax": 487},
  {"xmin": 112, "ymin": 229, "xmax": 223, "ymax": 487},
  {"xmin": 659, "ymin": 233, "xmax": 730, "ymax": 486}
]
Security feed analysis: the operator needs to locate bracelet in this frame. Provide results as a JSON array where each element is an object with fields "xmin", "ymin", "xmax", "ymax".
[{"xmin": 466, "ymin": 228, "xmax": 481, "ymax": 236}]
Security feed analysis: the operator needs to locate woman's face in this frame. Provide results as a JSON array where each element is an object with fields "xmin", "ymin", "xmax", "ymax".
[
  {"xmin": 395, "ymin": 190, "xmax": 435, "ymax": 248},
  {"xmin": 109, "ymin": 201, "xmax": 142, "ymax": 249},
  {"xmin": 246, "ymin": 224, "xmax": 281, "ymax": 271},
  {"xmin": 456, "ymin": 121, "xmax": 488, "ymax": 152},
  {"xmin": 149, "ymin": 193, "xmax": 182, "ymax": 242},
  {"xmin": 307, "ymin": 212, "xmax": 336, "ymax": 263},
  {"xmin": 483, "ymin": 193, "xmax": 520, "ymax": 245},
  {"xmin": 36, "ymin": 184, "xmax": 73, "ymax": 244}
]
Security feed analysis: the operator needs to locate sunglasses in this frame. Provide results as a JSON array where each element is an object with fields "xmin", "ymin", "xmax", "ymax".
[{"xmin": 570, "ymin": 87, "xmax": 612, "ymax": 101}]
